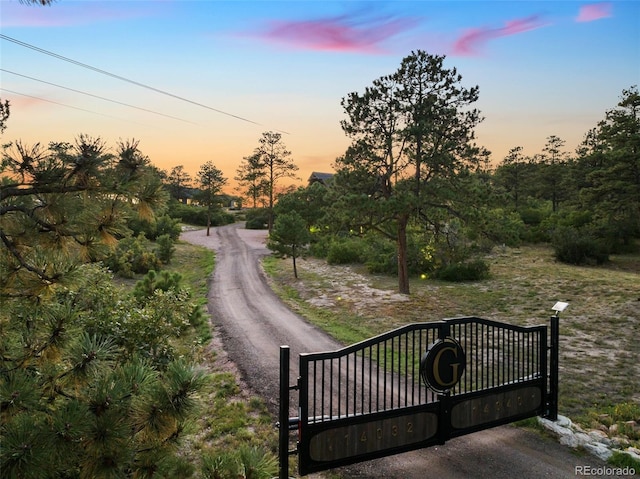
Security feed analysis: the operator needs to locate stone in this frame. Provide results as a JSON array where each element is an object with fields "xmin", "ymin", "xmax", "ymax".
[
  {"xmin": 583, "ymin": 442, "xmax": 613, "ymax": 461},
  {"xmin": 588, "ymin": 430, "xmax": 612, "ymax": 446}
]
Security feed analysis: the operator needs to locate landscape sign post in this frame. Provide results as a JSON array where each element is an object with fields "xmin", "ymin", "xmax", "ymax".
[{"xmin": 279, "ymin": 315, "xmax": 561, "ymax": 476}]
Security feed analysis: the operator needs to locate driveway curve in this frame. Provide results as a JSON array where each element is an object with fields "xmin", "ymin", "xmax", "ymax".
[{"xmin": 182, "ymin": 223, "xmax": 610, "ymax": 479}]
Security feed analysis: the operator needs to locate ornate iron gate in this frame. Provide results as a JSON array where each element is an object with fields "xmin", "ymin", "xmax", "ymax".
[{"xmin": 279, "ymin": 315, "xmax": 559, "ymax": 477}]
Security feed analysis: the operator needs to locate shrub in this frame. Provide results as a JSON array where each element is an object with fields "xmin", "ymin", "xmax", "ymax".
[
  {"xmin": 552, "ymin": 227, "xmax": 609, "ymax": 265},
  {"xmin": 209, "ymin": 211, "xmax": 236, "ymax": 227},
  {"xmin": 245, "ymin": 208, "xmax": 269, "ymax": 230},
  {"xmin": 326, "ymin": 238, "xmax": 367, "ymax": 265},
  {"xmin": 133, "ymin": 269, "xmax": 183, "ymax": 302},
  {"xmin": 154, "ymin": 214, "xmax": 183, "ymax": 240},
  {"xmin": 201, "ymin": 446, "xmax": 277, "ymax": 479},
  {"xmin": 156, "ymin": 234, "xmax": 176, "ymax": 263},
  {"xmin": 434, "ymin": 259, "xmax": 490, "ymax": 282},
  {"xmin": 169, "ymin": 202, "xmax": 208, "ymax": 225},
  {"xmin": 106, "ymin": 235, "xmax": 162, "ymax": 278},
  {"xmin": 308, "ymin": 235, "xmax": 331, "ymax": 258},
  {"xmin": 364, "ymin": 237, "xmax": 397, "ymax": 274},
  {"xmin": 127, "ymin": 214, "xmax": 182, "ymax": 241}
]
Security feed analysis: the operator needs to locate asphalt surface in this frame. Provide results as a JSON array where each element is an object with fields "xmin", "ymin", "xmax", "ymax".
[{"xmin": 182, "ymin": 223, "xmax": 615, "ymax": 479}]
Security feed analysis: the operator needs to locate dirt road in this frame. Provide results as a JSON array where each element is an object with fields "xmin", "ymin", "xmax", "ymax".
[{"xmin": 182, "ymin": 223, "xmax": 611, "ymax": 479}]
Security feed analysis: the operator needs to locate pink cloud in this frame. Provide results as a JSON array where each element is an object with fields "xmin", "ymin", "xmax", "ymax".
[
  {"xmin": 452, "ymin": 15, "xmax": 547, "ymax": 56},
  {"xmin": 255, "ymin": 13, "xmax": 418, "ymax": 54},
  {"xmin": 575, "ymin": 3, "xmax": 613, "ymax": 22}
]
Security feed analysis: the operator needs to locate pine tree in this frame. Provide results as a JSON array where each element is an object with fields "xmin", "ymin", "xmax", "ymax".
[{"xmin": 1, "ymin": 136, "xmax": 204, "ymax": 478}]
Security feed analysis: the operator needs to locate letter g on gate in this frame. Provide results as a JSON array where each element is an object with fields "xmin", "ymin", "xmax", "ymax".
[{"xmin": 420, "ymin": 337, "xmax": 466, "ymax": 394}]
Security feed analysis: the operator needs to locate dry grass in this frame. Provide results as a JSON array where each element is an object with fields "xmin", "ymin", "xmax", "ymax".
[{"xmin": 264, "ymin": 244, "xmax": 640, "ymax": 425}]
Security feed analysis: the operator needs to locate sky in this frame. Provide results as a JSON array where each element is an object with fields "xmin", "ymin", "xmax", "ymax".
[{"xmin": 1, "ymin": 0, "xmax": 638, "ymax": 193}]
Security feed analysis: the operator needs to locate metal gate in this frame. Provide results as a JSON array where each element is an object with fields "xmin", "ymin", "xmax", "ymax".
[{"xmin": 278, "ymin": 315, "xmax": 559, "ymax": 477}]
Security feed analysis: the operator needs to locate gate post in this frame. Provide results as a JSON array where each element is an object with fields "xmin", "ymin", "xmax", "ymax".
[
  {"xmin": 548, "ymin": 315, "xmax": 560, "ymax": 421},
  {"xmin": 279, "ymin": 346, "xmax": 290, "ymax": 479}
]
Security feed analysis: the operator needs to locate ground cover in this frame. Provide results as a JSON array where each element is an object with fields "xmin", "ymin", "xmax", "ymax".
[
  {"xmin": 117, "ymin": 239, "xmax": 278, "ymax": 477},
  {"xmin": 262, "ymin": 244, "xmax": 640, "ymax": 450}
]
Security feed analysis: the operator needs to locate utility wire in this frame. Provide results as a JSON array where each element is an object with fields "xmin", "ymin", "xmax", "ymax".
[
  {"xmin": 1, "ymin": 69, "xmax": 198, "ymax": 125},
  {"xmin": 0, "ymin": 88, "xmax": 157, "ymax": 127},
  {"xmin": 0, "ymin": 33, "xmax": 269, "ymax": 128}
]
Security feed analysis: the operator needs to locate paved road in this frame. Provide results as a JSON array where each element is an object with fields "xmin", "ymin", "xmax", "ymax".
[{"xmin": 182, "ymin": 223, "xmax": 611, "ymax": 479}]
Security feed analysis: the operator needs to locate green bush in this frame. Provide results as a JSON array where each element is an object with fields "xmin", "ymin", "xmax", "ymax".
[
  {"xmin": 552, "ymin": 227, "xmax": 609, "ymax": 265},
  {"xmin": 308, "ymin": 235, "xmax": 331, "ymax": 258},
  {"xmin": 168, "ymin": 202, "xmax": 235, "ymax": 228},
  {"xmin": 326, "ymin": 238, "xmax": 367, "ymax": 265},
  {"xmin": 364, "ymin": 237, "xmax": 397, "ymax": 274},
  {"xmin": 106, "ymin": 235, "xmax": 162, "ymax": 278},
  {"xmin": 201, "ymin": 446, "xmax": 277, "ymax": 479},
  {"xmin": 519, "ymin": 204, "xmax": 553, "ymax": 243},
  {"xmin": 245, "ymin": 208, "xmax": 269, "ymax": 230},
  {"xmin": 169, "ymin": 202, "xmax": 208, "ymax": 225},
  {"xmin": 133, "ymin": 269, "xmax": 183, "ymax": 302},
  {"xmin": 127, "ymin": 214, "xmax": 182, "ymax": 241},
  {"xmin": 154, "ymin": 214, "xmax": 183, "ymax": 240},
  {"xmin": 435, "ymin": 259, "xmax": 490, "ymax": 282},
  {"xmin": 156, "ymin": 234, "xmax": 176, "ymax": 263}
]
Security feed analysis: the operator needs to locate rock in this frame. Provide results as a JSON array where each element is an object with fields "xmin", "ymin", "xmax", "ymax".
[
  {"xmin": 588, "ymin": 430, "xmax": 612, "ymax": 445},
  {"xmin": 610, "ymin": 436, "xmax": 630, "ymax": 448},
  {"xmin": 624, "ymin": 420, "xmax": 639, "ymax": 432},
  {"xmin": 555, "ymin": 415, "xmax": 573, "ymax": 428},
  {"xmin": 584, "ymin": 442, "xmax": 613, "ymax": 461},
  {"xmin": 609, "ymin": 423, "xmax": 619, "ymax": 434}
]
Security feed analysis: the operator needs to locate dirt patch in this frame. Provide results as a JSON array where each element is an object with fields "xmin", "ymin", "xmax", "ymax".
[
  {"xmin": 293, "ymin": 258, "xmax": 410, "ymax": 314},
  {"xmin": 267, "ymin": 246, "xmax": 640, "ymax": 424}
]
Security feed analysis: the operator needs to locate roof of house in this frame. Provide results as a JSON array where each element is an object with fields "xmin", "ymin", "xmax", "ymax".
[{"xmin": 308, "ymin": 172, "xmax": 334, "ymax": 185}]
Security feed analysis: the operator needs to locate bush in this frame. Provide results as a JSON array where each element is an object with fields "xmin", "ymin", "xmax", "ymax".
[
  {"xmin": 106, "ymin": 235, "xmax": 162, "ymax": 278},
  {"xmin": 154, "ymin": 214, "xmax": 183, "ymax": 240},
  {"xmin": 127, "ymin": 214, "xmax": 182, "ymax": 241},
  {"xmin": 156, "ymin": 234, "xmax": 176, "ymax": 263},
  {"xmin": 245, "ymin": 208, "xmax": 269, "ymax": 230},
  {"xmin": 326, "ymin": 238, "xmax": 367, "ymax": 265},
  {"xmin": 308, "ymin": 234, "xmax": 331, "ymax": 258},
  {"xmin": 201, "ymin": 446, "xmax": 277, "ymax": 479},
  {"xmin": 552, "ymin": 227, "xmax": 609, "ymax": 265},
  {"xmin": 434, "ymin": 259, "xmax": 490, "ymax": 282},
  {"xmin": 168, "ymin": 202, "xmax": 235, "ymax": 228},
  {"xmin": 364, "ymin": 237, "xmax": 397, "ymax": 274},
  {"xmin": 133, "ymin": 269, "xmax": 183, "ymax": 302}
]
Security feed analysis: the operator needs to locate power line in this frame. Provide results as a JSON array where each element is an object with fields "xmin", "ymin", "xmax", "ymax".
[
  {"xmin": 0, "ymin": 33, "xmax": 266, "ymax": 128},
  {"xmin": 1, "ymin": 69, "xmax": 198, "ymax": 125},
  {"xmin": 0, "ymin": 87, "xmax": 157, "ymax": 127}
]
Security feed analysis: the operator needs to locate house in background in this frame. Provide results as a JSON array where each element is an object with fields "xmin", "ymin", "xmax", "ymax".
[{"xmin": 307, "ymin": 172, "xmax": 334, "ymax": 187}]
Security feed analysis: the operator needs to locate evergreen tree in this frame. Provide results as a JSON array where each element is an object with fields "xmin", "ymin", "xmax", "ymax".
[
  {"xmin": 335, "ymin": 51, "xmax": 484, "ymax": 294},
  {"xmin": 0, "ymin": 136, "xmax": 204, "ymax": 478},
  {"xmin": 267, "ymin": 211, "xmax": 310, "ymax": 278},
  {"xmin": 235, "ymin": 153, "xmax": 269, "ymax": 209},
  {"xmin": 197, "ymin": 161, "xmax": 227, "ymax": 236},
  {"xmin": 252, "ymin": 132, "xmax": 299, "ymax": 232},
  {"xmin": 579, "ymin": 86, "xmax": 640, "ymax": 248}
]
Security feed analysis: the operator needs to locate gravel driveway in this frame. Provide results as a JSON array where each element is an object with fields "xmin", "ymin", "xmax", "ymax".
[{"xmin": 182, "ymin": 223, "xmax": 612, "ymax": 479}]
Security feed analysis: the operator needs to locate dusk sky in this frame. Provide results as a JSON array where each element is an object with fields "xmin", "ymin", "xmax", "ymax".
[{"xmin": 1, "ymin": 0, "xmax": 638, "ymax": 192}]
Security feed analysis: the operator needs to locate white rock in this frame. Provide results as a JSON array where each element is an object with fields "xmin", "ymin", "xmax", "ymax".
[
  {"xmin": 623, "ymin": 448, "xmax": 640, "ymax": 462},
  {"xmin": 584, "ymin": 442, "xmax": 613, "ymax": 461},
  {"xmin": 555, "ymin": 415, "xmax": 573, "ymax": 428},
  {"xmin": 588, "ymin": 430, "xmax": 612, "ymax": 446}
]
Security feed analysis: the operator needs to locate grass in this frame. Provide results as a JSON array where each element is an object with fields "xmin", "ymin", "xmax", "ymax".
[
  {"xmin": 160, "ymin": 235, "xmax": 638, "ymax": 474},
  {"xmin": 262, "ymin": 244, "xmax": 640, "ymax": 450},
  {"xmin": 114, "ymin": 236, "xmax": 278, "ymax": 477}
]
